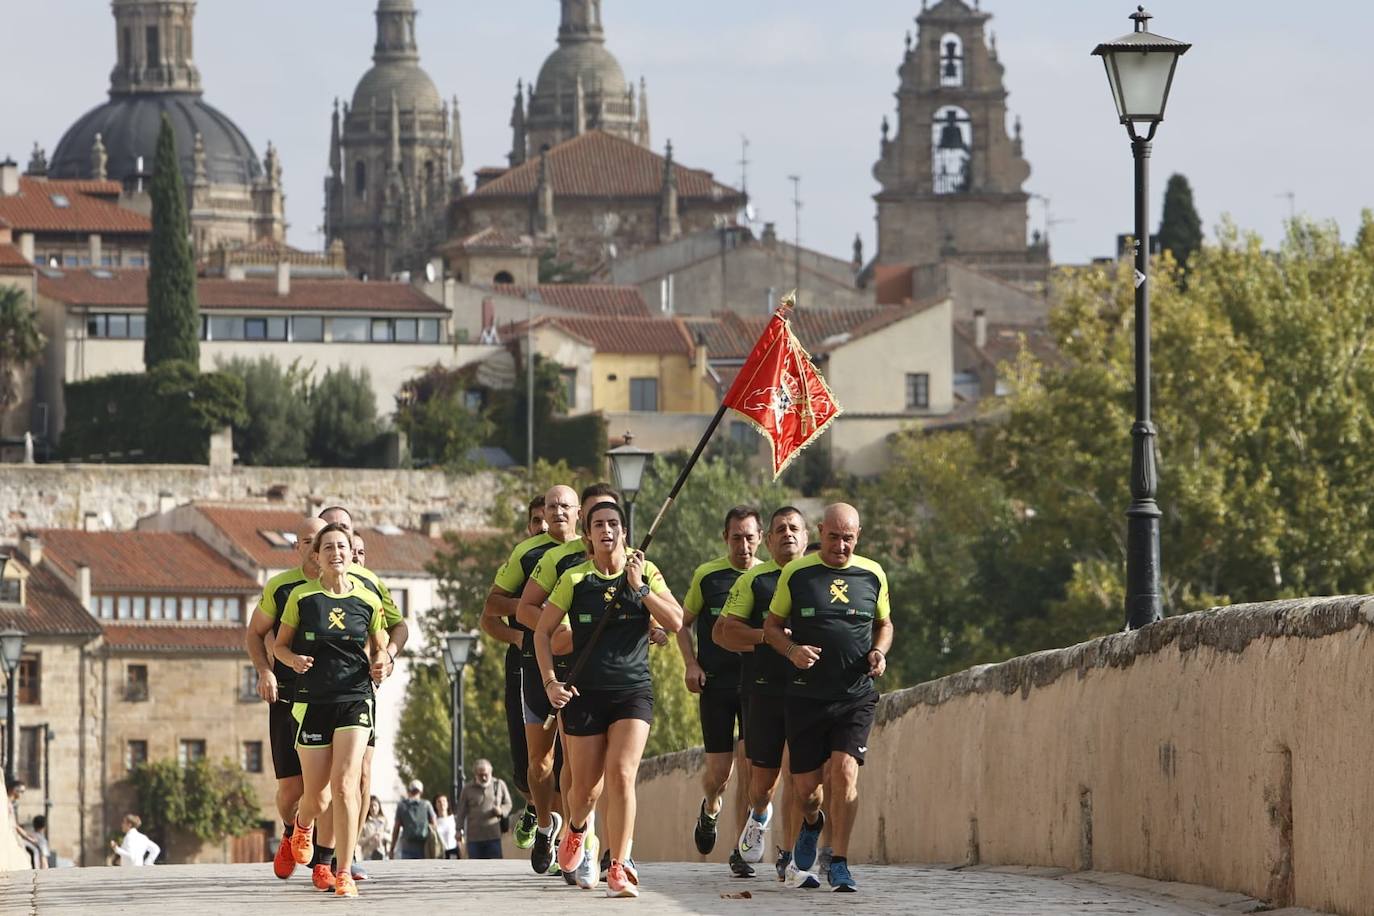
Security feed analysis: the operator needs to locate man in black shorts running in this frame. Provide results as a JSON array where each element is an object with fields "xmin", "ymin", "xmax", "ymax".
[
  {"xmin": 764, "ymin": 503, "xmax": 892, "ymax": 893},
  {"xmin": 714, "ymin": 506, "xmax": 807, "ymax": 881},
  {"xmin": 246, "ymin": 516, "xmax": 327, "ymax": 881},
  {"xmin": 677, "ymin": 506, "xmax": 761, "ymax": 877}
]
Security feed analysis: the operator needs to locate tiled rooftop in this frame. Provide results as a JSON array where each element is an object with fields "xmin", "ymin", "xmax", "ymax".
[
  {"xmin": 0, "ymin": 177, "xmax": 151, "ymax": 235},
  {"xmin": 35, "ymin": 529, "xmax": 260, "ymax": 593}
]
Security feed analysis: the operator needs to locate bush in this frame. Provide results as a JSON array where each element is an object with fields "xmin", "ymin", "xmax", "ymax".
[
  {"xmin": 128, "ymin": 758, "xmax": 260, "ymax": 853},
  {"xmin": 218, "ymin": 356, "xmax": 311, "ymax": 466},
  {"xmin": 308, "ymin": 366, "xmax": 380, "ymax": 466}
]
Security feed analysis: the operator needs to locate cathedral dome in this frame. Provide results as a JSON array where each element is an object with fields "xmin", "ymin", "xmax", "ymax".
[
  {"xmin": 49, "ymin": 92, "xmax": 262, "ymax": 186},
  {"xmin": 535, "ymin": 41, "xmax": 628, "ymax": 99},
  {"xmin": 351, "ymin": 62, "xmax": 443, "ymax": 115}
]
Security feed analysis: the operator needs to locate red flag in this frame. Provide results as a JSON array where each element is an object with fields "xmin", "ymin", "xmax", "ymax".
[{"xmin": 722, "ymin": 301, "xmax": 842, "ymax": 477}]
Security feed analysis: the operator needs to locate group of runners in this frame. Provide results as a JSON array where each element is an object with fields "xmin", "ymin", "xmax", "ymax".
[{"xmin": 244, "ymin": 488, "xmax": 892, "ymax": 899}]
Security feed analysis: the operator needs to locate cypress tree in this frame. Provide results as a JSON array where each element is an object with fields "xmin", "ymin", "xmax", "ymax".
[
  {"xmin": 1157, "ymin": 173, "xmax": 1203, "ymax": 271},
  {"xmin": 144, "ymin": 114, "xmax": 200, "ymax": 369}
]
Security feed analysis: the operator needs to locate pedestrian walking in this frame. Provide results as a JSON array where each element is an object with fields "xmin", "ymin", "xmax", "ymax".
[
  {"xmin": 456, "ymin": 760, "xmax": 513, "ymax": 859},
  {"xmin": 358, "ymin": 796, "xmax": 390, "ymax": 861},
  {"xmin": 434, "ymin": 794, "xmax": 461, "ymax": 859},
  {"xmin": 110, "ymin": 814, "xmax": 160, "ymax": 867},
  {"xmin": 391, "ymin": 780, "xmax": 440, "ymax": 861}
]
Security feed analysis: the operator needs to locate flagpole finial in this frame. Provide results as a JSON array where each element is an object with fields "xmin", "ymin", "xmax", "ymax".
[{"xmin": 776, "ymin": 291, "xmax": 797, "ymax": 317}]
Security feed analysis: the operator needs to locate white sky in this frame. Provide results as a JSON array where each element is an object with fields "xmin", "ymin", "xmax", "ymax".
[{"xmin": 4, "ymin": 1, "xmax": 1371, "ymax": 267}]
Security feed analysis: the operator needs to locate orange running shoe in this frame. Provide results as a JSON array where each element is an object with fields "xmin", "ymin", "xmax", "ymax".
[
  {"xmin": 335, "ymin": 871, "xmax": 358, "ymax": 898},
  {"xmin": 558, "ymin": 828, "xmax": 586, "ymax": 874},
  {"xmin": 289, "ymin": 820, "xmax": 313, "ymax": 866},
  {"xmin": 272, "ymin": 833, "xmax": 297, "ymax": 879},
  {"xmin": 311, "ymin": 864, "xmax": 336, "ymax": 891},
  {"xmin": 606, "ymin": 861, "xmax": 639, "ymax": 898}
]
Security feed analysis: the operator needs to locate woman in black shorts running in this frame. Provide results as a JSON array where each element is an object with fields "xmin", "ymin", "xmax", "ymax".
[
  {"xmin": 536, "ymin": 501, "xmax": 683, "ymax": 898},
  {"xmin": 273, "ymin": 523, "xmax": 388, "ymax": 898}
]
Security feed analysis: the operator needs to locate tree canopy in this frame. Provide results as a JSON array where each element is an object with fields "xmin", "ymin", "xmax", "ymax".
[
  {"xmin": 144, "ymin": 114, "xmax": 199, "ymax": 369},
  {"xmin": 0, "ymin": 285, "xmax": 44, "ymax": 417},
  {"xmin": 218, "ymin": 356, "xmax": 311, "ymax": 466},
  {"xmin": 1158, "ymin": 173, "xmax": 1203, "ymax": 272}
]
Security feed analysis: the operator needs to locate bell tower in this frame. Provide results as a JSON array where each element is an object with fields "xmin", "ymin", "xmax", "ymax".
[
  {"xmin": 110, "ymin": 0, "xmax": 202, "ymax": 95},
  {"xmin": 872, "ymin": 0, "xmax": 1046, "ymax": 285}
]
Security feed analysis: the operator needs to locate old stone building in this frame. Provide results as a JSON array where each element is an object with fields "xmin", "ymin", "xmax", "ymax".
[
  {"xmin": 46, "ymin": 0, "xmax": 285, "ymax": 256},
  {"xmin": 509, "ymin": 0, "xmax": 650, "ymax": 165},
  {"xmin": 453, "ymin": 131, "xmax": 744, "ymax": 277},
  {"xmin": 325, "ymin": 0, "xmax": 463, "ymax": 280},
  {"xmin": 872, "ymin": 0, "xmax": 1048, "ymax": 290}
]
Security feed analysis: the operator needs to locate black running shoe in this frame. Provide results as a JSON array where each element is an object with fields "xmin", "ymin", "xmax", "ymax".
[
  {"xmin": 531, "ymin": 811, "xmax": 561, "ymax": 875},
  {"xmin": 693, "ymin": 799, "xmax": 718, "ymax": 855},
  {"xmin": 599, "ymin": 847, "xmax": 611, "ymax": 880},
  {"xmin": 729, "ymin": 849, "xmax": 756, "ymax": 878}
]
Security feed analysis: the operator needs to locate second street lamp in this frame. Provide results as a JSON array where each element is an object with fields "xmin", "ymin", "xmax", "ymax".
[
  {"xmin": 1093, "ymin": 6, "xmax": 1190, "ymax": 630},
  {"xmin": 442, "ymin": 631, "xmax": 477, "ymax": 808},
  {"xmin": 0, "ymin": 628, "xmax": 26, "ymax": 785},
  {"xmin": 606, "ymin": 431, "xmax": 654, "ymax": 544}
]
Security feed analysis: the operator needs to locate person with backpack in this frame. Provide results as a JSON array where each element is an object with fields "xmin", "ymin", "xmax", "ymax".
[{"xmin": 391, "ymin": 780, "xmax": 440, "ymax": 860}]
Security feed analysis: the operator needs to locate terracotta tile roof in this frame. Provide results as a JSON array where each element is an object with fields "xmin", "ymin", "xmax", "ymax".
[
  {"xmin": 101, "ymin": 623, "xmax": 247, "ymax": 654},
  {"xmin": 450, "ymin": 227, "xmax": 532, "ymax": 252},
  {"xmin": 0, "ymin": 243, "xmax": 31, "ymax": 271},
  {"xmin": 493, "ymin": 283, "xmax": 650, "ymax": 318},
  {"xmin": 35, "ymin": 529, "xmax": 260, "ymax": 593},
  {"xmin": 0, "ymin": 551, "xmax": 100, "ymax": 637},
  {"xmin": 683, "ymin": 307, "xmax": 894, "ymax": 360},
  {"xmin": 191, "ymin": 506, "xmax": 438, "ymax": 577},
  {"xmin": 513, "ymin": 315, "xmax": 696, "ymax": 355},
  {"xmin": 469, "ymin": 131, "xmax": 744, "ymax": 202},
  {"xmin": 37, "ymin": 269, "xmax": 446, "ymax": 313},
  {"xmin": 0, "ymin": 177, "xmax": 151, "ymax": 235},
  {"xmin": 954, "ymin": 319, "xmax": 1058, "ymax": 367}
]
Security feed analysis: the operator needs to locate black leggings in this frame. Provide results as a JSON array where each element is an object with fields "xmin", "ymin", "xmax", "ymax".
[{"xmin": 504, "ymin": 647, "xmax": 530, "ymax": 796}]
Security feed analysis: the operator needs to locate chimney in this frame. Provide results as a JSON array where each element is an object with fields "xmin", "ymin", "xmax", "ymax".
[
  {"xmin": 420, "ymin": 512, "xmax": 442, "ymax": 539},
  {"xmin": 89, "ymin": 233, "xmax": 102, "ymax": 267},
  {"xmin": 761, "ymin": 222, "xmax": 777, "ymax": 247},
  {"xmin": 0, "ymin": 159, "xmax": 18, "ymax": 196},
  {"xmin": 76, "ymin": 564, "xmax": 92, "ymax": 611},
  {"xmin": 694, "ymin": 331, "xmax": 709, "ymax": 377},
  {"xmin": 974, "ymin": 309, "xmax": 987, "ymax": 349},
  {"xmin": 226, "ymin": 263, "xmax": 246, "ymax": 281},
  {"xmin": 18, "ymin": 233, "xmax": 34, "ymax": 264},
  {"xmin": 157, "ymin": 490, "xmax": 176, "ymax": 515},
  {"xmin": 276, "ymin": 261, "xmax": 290, "ymax": 297},
  {"xmin": 83, "ymin": 511, "xmax": 100, "ymax": 532},
  {"xmin": 21, "ymin": 534, "xmax": 41, "ymax": 568}
]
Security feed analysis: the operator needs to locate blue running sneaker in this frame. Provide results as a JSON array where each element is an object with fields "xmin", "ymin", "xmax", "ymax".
[
  {"xmin": 827, "ymin": 858, "xmax": 856, "ymax": 892},
  {"xmin": 792, "ymin": 810, "xmax": 825, "ymax": 872}
]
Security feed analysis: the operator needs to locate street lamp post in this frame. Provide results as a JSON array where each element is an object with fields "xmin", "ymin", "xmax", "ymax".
[
  {"xmin": 1093, "ymin": 6, "xmax": 1190, "ymax": 631},
  {"xmin": 606, "ymin": 432, "xmax": 654, "ymax": 544},
  {"xmin": 0, "ymin": 628, "xmax": 26, "ymax": 785},
  {"xmin": 441, "ymin": 631, "xmax": 478, "ymax": 807}
]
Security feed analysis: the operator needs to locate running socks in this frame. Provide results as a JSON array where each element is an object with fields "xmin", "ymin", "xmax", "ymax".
[
  {"xmin": 751, "ymin": 809, "xmax": 769, "ymax": 823},
  {"xmin": 571, "ymin": 822, "xmax": 586, "ymax": 834},
  {"xmin": 283, "ymin": 822, "xmax": 294, "ymax": 838},
  {"xmin": 312, "ymin": 845, "xmax": 335, "ymax": 868}
]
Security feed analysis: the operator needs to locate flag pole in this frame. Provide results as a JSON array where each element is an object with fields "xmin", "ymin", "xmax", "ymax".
[{"xmin": 543, "ymin": 296, "xmax": 798, "ymax": 728}]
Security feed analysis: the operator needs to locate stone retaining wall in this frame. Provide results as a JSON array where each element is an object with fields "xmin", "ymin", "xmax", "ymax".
[
  {"xmin": 631, "ymin": 597, "xmax": 1374, "ymax": 916},
  {"xmin": 0, "ymin": 464, "xmax": 502, "ymax": 539}
]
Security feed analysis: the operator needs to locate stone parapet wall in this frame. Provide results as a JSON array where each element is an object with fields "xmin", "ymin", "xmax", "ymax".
[
  {"xmin": 632, "ymin": 597, "xmax": 1374, "ymax": 916},
  {"xmin": 0, "ymin": 464, "xmax": 502, "ymax": 540}
]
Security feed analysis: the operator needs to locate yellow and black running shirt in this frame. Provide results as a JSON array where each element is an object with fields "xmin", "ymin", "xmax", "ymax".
[
  {"xmin": 492, "ymin": 532, "xmax": 558, "ymax": 659},
  {"xmin": 721, "ymin": 560, "xmax": 786, "ymax": 697},
  {"xmin": 768, "ymin": 554, "xmax": 890, "ymax": 700},
  {"xmin": 684, "ymin": 557, "xmax": 749, "ymax": 690},
  {"xmin": 257, "ymin": 565, "xmax": 310, "ymax": 693},
  {"xmin": 530, "ymin": 537, "xmax": 588, "ymax": 593},
  {"xmin": 547, "ymin": 558, "xmax": 669, "ymax": 691},
  {"xmin": 281, "ymin": 580, "xmax": 384, "ymax": 703},
  {"xmin": 348, "ymin": 564, "xmax": 404, "ymax": 630}
]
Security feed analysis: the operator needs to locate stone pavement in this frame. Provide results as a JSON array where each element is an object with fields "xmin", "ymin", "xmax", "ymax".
[{"xmin": 0, "ymin": 860, "xmax": 1331, "ymax": 915}]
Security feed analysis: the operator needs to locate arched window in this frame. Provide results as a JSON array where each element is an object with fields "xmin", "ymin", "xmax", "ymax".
[
  {"xmin": 932, "ymin": 106, "xmax": 972, "ymax": 195},
  {"xmin": 493, "ymin": 271, "xmax": 515, "ymax": 285},
  {"xmin": 354, "ymin": 160, "xmax": 367, "ymax": 199},
  {"xmin": 939, "ymin": 33, "xmax": 964, "ymax": 87}
]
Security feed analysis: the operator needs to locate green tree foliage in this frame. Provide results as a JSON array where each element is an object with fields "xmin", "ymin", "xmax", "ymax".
[
  {"xmin": 61, "ymin": 360, "xmax": 245, "ymax": 463},
  {"xmin": 862, "ymin": 213, "xmax": 1374, "ymax": 687},
  {"xmin": 396, "ymin": 365, "xmax": 493, "ymax": 471},
  {"xmin": 218, "ymin": 356, "xmax": 311, "ymax": 466},
  {"xmin": 0, "ymin": 286, "xmax": 45, "ymax": 415},
  {"xmin": 128, "ymin": 758, "xmax": 260, "ymax": 855},
  {"xmin": 144, "ymin": 114, "xmax": 199, "ymax": 369},
  {"xmin": 308, "ymin": 365, "xmax": 380, "ymax": 466},
  {"xmin": 1157, "ymin": 173, "xmax": 1203, "ymax": 272},
  {"xmin": 489, "ymin": 355, "xmax": 569, "ymax": 466}
]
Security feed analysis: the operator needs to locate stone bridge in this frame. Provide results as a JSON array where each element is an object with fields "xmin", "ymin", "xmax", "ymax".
[{"xmin": 3, "ymin": 596, "xmax": 1368, "ymax": 914}]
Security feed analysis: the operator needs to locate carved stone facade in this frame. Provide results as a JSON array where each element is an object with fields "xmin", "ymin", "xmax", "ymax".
[
  {"xmin": 325, "ymin": 0, "xmax": 462, "ymax": 279},
  {"xmin": 872, "ymin": 0, "xmax": 1047, "ymax": 288},
  {"xmin": 509, "ymin": 0, "xmax": 650, "ymax": 165},
  {"xmin": 48, "ymin": 0, "xmax": 284, "ymax": 256}
]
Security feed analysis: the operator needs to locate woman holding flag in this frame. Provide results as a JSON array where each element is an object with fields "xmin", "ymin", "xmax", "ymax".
[{"xmin": 536, "ymin": 501, "xmax": 683, "ymax": 898}]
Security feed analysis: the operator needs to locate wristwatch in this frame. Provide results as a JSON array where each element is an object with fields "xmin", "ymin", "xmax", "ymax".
[{"xmin": 633, "ymin": 583, "xmax": 651, "ymax": 601}]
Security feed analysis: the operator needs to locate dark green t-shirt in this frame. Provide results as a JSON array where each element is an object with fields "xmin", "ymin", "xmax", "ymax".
[
  {"xmin": 768, "ymin": 554, "xmax": 890, "ymax": 700},
  {"xmin": 684, "ymin": 557, "xmax": 750, "ymax": 690},
  {"xmin": 547, "ymin": 558, "xmax": 669, "ymax": 691},
  {"xmin": 721, "ymin": 560, "xmax": 787, "ymax": 697},
  {"xmin": 492, "ymin": 532, "xmax": 558, "ymax": 659},
  {"xmin": 256, "ymin": 565, "xmax": 309, "ymax": 692},
  {"xmin": 281, "ymin": 580, "xmax": 384, "ymax": 703}
]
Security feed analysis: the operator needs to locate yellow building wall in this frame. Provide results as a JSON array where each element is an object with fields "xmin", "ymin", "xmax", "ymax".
[{"xmin": 590, "ymin": 353, "xmax": 714, "ymax": 414}]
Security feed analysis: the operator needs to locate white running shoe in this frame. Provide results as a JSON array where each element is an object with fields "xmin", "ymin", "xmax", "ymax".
[
  {"xmin": 737, "ymin": 804, "xmax": 772, "ymax": 864},
  {"xmin": 575, "ymin": 831, "xmax": 601, "ymax": 890},
  {"xmin": 785, "ymin": 860, "xmax": 821, "ymax": 890}
]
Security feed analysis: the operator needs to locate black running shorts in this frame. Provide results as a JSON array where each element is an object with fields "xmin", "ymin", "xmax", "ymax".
[
  {"xmin": 269, "ymin": 700, "xmax": 302, "ymax": 779},
  {"xmin": 504, "ymin": 648, "xmax": 531, "ymax": 795},
  {"xmin": 744, "ymin": 692, "xmax": 787, "ymax": 770},
  {"xmin": 784, "ymin": 691, "xmax": 877, "ymax": 775},
  {"xmin": 699, "ymin": 687, "xmax": 744, "ymax": 754},
  {"xmin": 293, "ymin": 699, "xmax": 375, "ymax": 749},
  {"xmin": 560, "ymin": 687, "xmax": 654, "ymax": 737}
]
